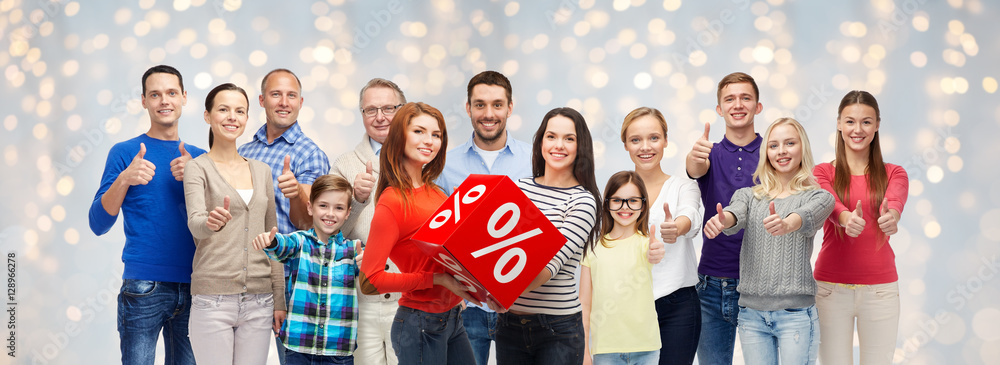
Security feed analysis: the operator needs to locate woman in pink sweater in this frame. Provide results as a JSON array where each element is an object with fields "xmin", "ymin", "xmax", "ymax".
[{"xmin": 813, "ymin": 90, "xmax": 908, "ymax": 365}]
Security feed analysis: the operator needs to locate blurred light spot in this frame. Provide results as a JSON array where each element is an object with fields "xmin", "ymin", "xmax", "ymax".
[
  {"xmin": 5, "ymin": 146, "xmax": 17, "ymax": 166},
  {"xmin": 652, "ymin": 61, "xmax": 671, "ymax": 77},
  {"xmin": 505, "ymin": 2, "xmax": 519, "ymax": 16},
  {"xmin": 695, "ymin": 76, "xmax": 713, "ymax": 94},
  {"xmin": 943, "ymin": 109, "xmax": 960, "ymax": 126},
  {"xmin": 755, "ymin": 16, "xmax": 773, "ymax": 32},
  {"xmin": 947, "ymin": 156, "xmax": 963, "ymax": 172},
  {"xmin": 313, "ymin": 46, "xmax": 334, "ymax": 64},
  {"xmin": 37, "ymin": 215, "xmax": 52, "ymax": 232},
  {"xmin": 24, "ymin": 229, "xmax": 38, "ymax": 246},
  {"xmin": 832, "ymin": 74, "xmax": 850, "ymax": 90},
  {"xmin": 591, "ymin": 70, "xmax": 609, "ymax": 88},
  {"xmin": 954, "ymin": 77, "xmax": 969, "ymax": 94},
  {"xmin": 841, "ymin": 46, "xmax": 861, "ymax": 63},
  {"xmin": 948, "ymin": 19, "xmax": 965, "ymax": 34},
  {"xmin": 669, "ymin": 73, "xmax": 687, "ymax": 88},
  {"xmin": 62, "ymin": 59, "xmax": 79, "ymax": 76},
  {"xmin": 940, "ymin": 77, "xmax": 956, "ymax": 94},
  {"xmin": 139, "ymin": 0, "xmax": 155, "ymax": 9},
  {"xmin": 630, "ymin": 44, "xmax": 647, "ymax": 59},
  {"xmin": 502, "ymin": 60, "xmax": 519, "ymax": 76},
  {"xmin": 780, "ymin": 91, "xmax": 799, "ymax": 109},
  {"xmin": 537, "ymin": 89, "xmax": 553, "ymax": 106},
  {"xmin": 910, "ymin": 52, "xmax": 927, "ymax": 67},
  {"xmin": 174, "ymin": 0, "xmax": 192, "ymax": 11},
  {"xmin": 634, "ymin": 72, "xmax": 652, "ymax": 90},
  {"xmin": 33, "ymin": 123, "xmax": 48, "ymax": 140},
  {"xmin": 984, "ymin": 77, "xmax": 998, "ymax": 93},
  {"xmin": 51, "ymin": 205, "xmax": 66, "ymax": 222},
  {"xmin": 66, "ymin": 306, "xmax": 82, "ymax": 322},
  {"xmin": 121, "ymin": 37, "xmax": 137, "ymax": 53},
  {"xmin": 915, "ymin": 199, "xmax": 932, "ymax": 216},
  {"xmin": 574, "ymin": 21, "xmax": 591, "ymax": 36},
  {"xmin": 64, "ymin": 228, "xmax": 79, "ymax": 245},
  {"xmin": 190, "ymin": 43, "xmax": 207, "ymax": 59},
  {"xmin": 314, "ymin": 16, "xmax": 333, "ymax": 32},
  {"xmin": 924, "ymin": 220, "xmax": 941, "ymax": 238},
  {"xmin": 56, "ymin": 176, "xmax": 74, "ymax": 196},
  {"xmin": 912, "ymin": 14, "xmax": 929, "ymax": 31},
  {"xmin": 249, "ymin": 50, "xmax": 267, "ymax": 67},
  {"xmin": 943, "ymin": 49, "xmax": 966, "ymax": 67},
  {"xmin": 114, "ymin": 8, "xmax": 131, "ymax": 24},
  {"xmin": 649, "ymin": 18, "xmax": 666, "ymax": 33},
  {"xmin": 662, "ymin": 0, "xmax": 682, "ymax": 11},
  {"xmin": 769, "ymin": 74, "xmax": 787, "ymax": 88},
  {"xmin": 134, "ymin": 21, "xmax": 151, "ymax": 37},
  {"xmin": 36, "ymin": 101, "xmax": 52, "ymax": 117},
  {"xmin": 926, "ymin": 165, "xmax": 944, "ymax": 183},
  {"xmin": 972, "ymin": 308, "xmax": 1000, "ymax": 340},
  {"xmin": 194, "ymin": 72, "xmax": 212, "ymax": 89},
  {"xmin": 104, "ymin": 117, "xmax": 122, "ymax": 134},
  {"xmin": 223, "ymin": 0, "xmax": 242, "ymax": 11},
  {"xmin": 910, "ymin": 180, "xmax": 924, "ymax": 196},
  {"xmin": 402, "ymin": 46, "xmax": 421, "ymax": 63},
  {"xmin": 613, "ymin": 0, "xmax": 630, "ymax": 11},
  {"xmin": 699, "ymin": 109, "xmax": 717, "ymax": 124},
  {"xmin": 589, "ymin": 48, "xmax": 606, "ymax": 63},
  {"xmin": 617, "ymin": 29, "xmax": 637, "ymax": 45}
]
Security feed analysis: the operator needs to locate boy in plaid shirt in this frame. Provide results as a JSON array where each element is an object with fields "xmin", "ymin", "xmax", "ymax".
[{"xmin": 253, "ymin": 174, "xmax": 361, "ymax": 364}]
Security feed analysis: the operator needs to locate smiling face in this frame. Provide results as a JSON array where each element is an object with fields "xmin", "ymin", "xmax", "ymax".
[
  {"xmin": 259, "ymin": 71, "xmax": 302, "ymax": 131},
  {"xmin": 204, "ymin": 90, "xmax": 249, "ymax": 143},
  {"xmin": 623, "ymin": 115, "xmax": 667, "ymax": 170},
  {"xmin": 361, "ymin": 86, "xmax": 402, "ymax": 144},
  {"xmin": 766, "ymin": 123, "xmax": 803, "ymax": 179},
  {"xmin": 716, "ymin": 82, "xmax": 762, "ymax": 130},
  {"xmin": 608, "ymin": 181, "xmax": 643, "ymax": 231},
  {"xmin": 838, "ymin": 103, "xmax": 880, "ymax": 154},
  {"xmin": 142, "ymin": 72, "xmax": 187, "ymax": 127},
  {"xmin": 403, "ymin": 114, "xmax": 443, "ymax": 170},
  {"xmin": 466, "ymin": 84, "xmax": 512, "ymax": 147},
  {"xmin": 540, "ymin": 115, "xmax": 578, "ymax": 173},
  {"xmin": 308, "ymin": 190, "xmax": 351, "ymax": 238}
]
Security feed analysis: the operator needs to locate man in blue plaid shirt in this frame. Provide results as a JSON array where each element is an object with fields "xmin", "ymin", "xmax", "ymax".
[{"xmin": 239, "ymin": 68, "xmax": 331, "ymax": 363}]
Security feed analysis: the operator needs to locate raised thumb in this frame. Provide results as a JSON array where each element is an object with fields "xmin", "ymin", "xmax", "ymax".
[
  {"xmin": 649, "ymin": 224, "xmax": 657, "ymax": 242},
  {"xmin": 856, "ymin": 200, "xmax": 863, "ymax": 219},
  {"xmin": 366, "ymin": 160, "xmax": 373, "ymax": 175},
  {"xmin": 269, "ymin": 226, "xmax": 278, "ymax": 240},
  {"xmin": 283, "ymin": 155, "xmax": 292, "ymax": 174},
  {"xmin": 663, "ymin": 202, "xmax": 673, "ymax": 221},
  {"xmin": 716, "ymin": 203, "xmax": 724, "ymax": 218},
  {"xmin": 178, "ymin": 141, "xmax": 189, "ymax": 156},
  {"xmin": 223, "ymin": 196, "xmax": 230, "ymax": 211},
  {"xmin": 880, "ymin": 197, "xmax": 888, "ymax": 216},
  {"xmin": 769, "ymin": 201, "xmax": 777, "ymax": 216},
  {"xmin": 137, "ymin": 143, "xmax": 146, "ymax": 160},
  {"xmin": 702, "ymin": 122, "xmax": 711, "ymax": 139}
]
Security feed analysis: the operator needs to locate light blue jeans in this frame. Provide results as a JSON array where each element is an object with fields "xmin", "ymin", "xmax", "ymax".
[
  {"xmin": 592, "ymin": 350, "xmax": 660, "ymax": 365},
  {"xmin": 737, "ymin": 305, "xmax": 820, "ymax": 365},
  {"xmin": 695, "ymin": 274, "xmax": 740, "ymax": 365}
]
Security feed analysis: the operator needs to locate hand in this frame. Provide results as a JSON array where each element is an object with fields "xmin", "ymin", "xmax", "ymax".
[
  {"xmin": 353, "ymin": 160, "xmax": 376, "ymax": 203},
  {"xmin": 690, "ymin": 123, "xmax": 712, "ymax": 164},
  {"xmin": 433, "ymin": 273, "xmax": 481, "ymax": 306},
  {"xmin": 660, "ymin": 202, "xmax": 678, "ymax": 244},
  {"xmin": 704, "ymin": 203, "xmax": 726, "ymax": 239},
  {"xmin": 253, "ymin": 227, "xmax": 278, "ymax": 250},
  {"xmin": 485, "ymin": 295, "xmax": 508, "ymax": 313},
  {"xmin": 647, "ymin": 224, "xmax": 665, "ymax": 264},
  {"xmin": 354, "ymin": 241, "xmax": 364, "ymax": 264},
  {"xmin": 845, "ymin": 201, "xmax": 866, "ymax": 237},
  {"xmin": 122, "ymin": 143, "xmax": 156, "ymax": 186},
  {"xmin": 763, "ymin": 201, "xmax": 794, "ymax": 236},
  {"xmin": 169, "ymin": 142, "xmax": 191, "ymax": 181},
  {"xmin": 277, "ymin": 155, "xmax": 299, "ymax": 199},
  {"xmin": 206, "ymin": 196, "xmax": 232, "ymax": 232},
  {"xmin": 876, "ymin": 197, "xmax": 898, "ymax": 235},
  {"xmin": 272, "ymin": 310, "xmax": 286, "ymax": 336}
]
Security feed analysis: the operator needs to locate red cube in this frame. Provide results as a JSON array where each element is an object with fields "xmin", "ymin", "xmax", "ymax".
[{"xmin": 413, "ymin": 174, "xmax": 566, "ymax": 309}]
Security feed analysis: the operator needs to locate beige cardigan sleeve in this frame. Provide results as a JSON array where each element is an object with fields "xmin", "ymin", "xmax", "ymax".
[{"xmin": 183, "ymin": 158, "xmax": 217, "ymax": 241}]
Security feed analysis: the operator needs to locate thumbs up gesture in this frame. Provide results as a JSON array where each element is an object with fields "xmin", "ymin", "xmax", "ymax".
[
  {"xmin": 659, "ymin": 202, "xmax": 679, "ymax": 244},
  {"xmin": 252, "ymin": 227, "xmax": 279, "ymax": 250},
  {"xmin": 763, "ymin": 201, "xmax": 794, "ymax": 236},
  {"xmin": 170, "ymin": 142, "xmax": 192, "ymax": 181},
  {"xmin": 690, "ymin": 123, "xmax": 713, "ymax": 163},
  {"xmin": 844, "ymin": 200, "xmax": 866, "ymax": 237},
  {"xmin": 354, "ymin": 160, "xmax": 377, "ymax": 203},
  {"xmin": 876, "ymin": 197, "xmax": 898, "ymax": 235},
  {"xmin": 123, "ymin": 143, "xmax": 156, "ymax": 186},
  {"xmin": 207, "ymin": 196, "xmax": 232, "ymax": 232},
  {"xmin": 704, "ymin": 203, "xmax": 727, "ymax": 239},
  {"xmin": 647, "ymin": 224, "xmax": 665, "ymax": 264},
  {"xmin": 277, "ymin": 155, "xmax": 299, "ymax": 199}
]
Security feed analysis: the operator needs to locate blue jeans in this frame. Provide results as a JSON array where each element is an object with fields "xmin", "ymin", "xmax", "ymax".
[
  {"xmin": 463, "ymin": 305, "xmax": 497, "ymax": 365},
  {"xmin": 737, "ymin": 305, "xmax": 819, "ymax": 365},
  {"xmin": 695, "ymin": 274, "xmax": 739, "ymax": 365},
  {"xmin": 391, "ymin": 305, "xmax": 474, "ymax": 365},
  {"xmin": 654, "ymin": 286, "xmax": 700, "ymax": 365},
  {"xmin": 593, "ymin": 350, "xmax": 660, "ymax": 365},
  {"xmin": 496, "ymin": 311, "xmax": 584, "ymax": 365},
  {"xmin": 284, "ymin": 349, "xmax": 353, "ymax": 365},
  {"xmin": 117, "ymin": 279, "xmax": 195, "ymax": 365}
]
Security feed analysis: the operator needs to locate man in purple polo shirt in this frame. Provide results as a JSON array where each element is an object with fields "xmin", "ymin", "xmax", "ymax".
[{"xmin": 686, "ymin": 72, "xmax": 763, "ymax": 365}]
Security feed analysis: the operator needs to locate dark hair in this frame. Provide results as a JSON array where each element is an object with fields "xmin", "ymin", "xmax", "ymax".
[
  {"xmin": 833, "ymin": 90, "xmax": 888, "ymax": 248},
  {"xmin": 598, "ymin": 171, "xmax": 650, "ymax": 249},
  {"xmin": 467, "ymin": 71, "xmax": 512, "ymax": 106},
  {"xmin": 204, "ymin": 83, "xmax": 249, "ymax": 148},
  {"xmin": 310, "ymin": 174, "xmax": 353, "ymax": 205},
  {"xmin": 716, "ymin": 71, "xmax": 759, "ymax": 104},
  {"xmin": 531, "ymin": 107, "xmax": 603, "ymax": 256},
  {"xmin": 374, "ymin": 102, "xmax": 449, "ymax": 208},
  {"xmin": 142, "ymin": 65, "xmax": 184, "ymax": 95},
  {"xmin": 260, "ymin": 68, "xmax": 302, "ymax": 95},
  {"xmin": 359, "ymin": 78, "xmax": 407, "ymax": 110}
]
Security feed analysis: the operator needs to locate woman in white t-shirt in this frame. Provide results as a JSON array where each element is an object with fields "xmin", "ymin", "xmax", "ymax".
[{"xmin": 619, "ymin": 107, "xmax": 703, "ymax": 365}]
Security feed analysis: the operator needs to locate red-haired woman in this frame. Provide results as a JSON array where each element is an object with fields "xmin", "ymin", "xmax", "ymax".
[
  {"xmin": 359, "ymin": 102, "xmax": 478, "ymax": 365},
  {"xmin": 813, "ymin": 91, "xmax": 908, "ymax": 365}
]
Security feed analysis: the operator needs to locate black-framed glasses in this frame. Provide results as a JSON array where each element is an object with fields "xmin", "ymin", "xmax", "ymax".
[
  {"xmin": 362, "ymin": 104, "xmax": 404, "ymax": 117},
  {"xmin": 608, "ymin": 197, "xmax": 645, "ymax": 211}
]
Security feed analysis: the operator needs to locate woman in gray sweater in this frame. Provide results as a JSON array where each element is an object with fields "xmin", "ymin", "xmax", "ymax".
[{"xmin": 703, "ymin": 117, "xmax": 834, "ymax": 365}]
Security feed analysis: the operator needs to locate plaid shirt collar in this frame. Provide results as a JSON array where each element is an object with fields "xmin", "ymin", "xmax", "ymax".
[{"xmin": 251, "ymin": 122, "xmax": 304, "ymax": 146}]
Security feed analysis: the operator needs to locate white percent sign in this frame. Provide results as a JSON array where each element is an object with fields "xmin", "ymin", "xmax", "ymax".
[
  {"xmin": 471, "ymin": 202, "xmax": 542, "ymax": 284},
  {"xmin": 428, "ymin": 184, "xmax": 486, "ymax": 229}
]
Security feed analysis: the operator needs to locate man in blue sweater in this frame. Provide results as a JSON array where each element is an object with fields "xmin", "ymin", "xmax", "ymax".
[{"xmin": 89, "ymin": 65, "xmax": 206, "ymax": 365}]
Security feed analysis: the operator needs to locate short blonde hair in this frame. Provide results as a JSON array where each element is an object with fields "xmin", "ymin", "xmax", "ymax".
[
  {"xmin": 752, "ymin": 118, "xmax": 818, "ymax": 199},
  {"xmin": 620, "ymin": 107, "xmax": 668, "ymax": 143}
]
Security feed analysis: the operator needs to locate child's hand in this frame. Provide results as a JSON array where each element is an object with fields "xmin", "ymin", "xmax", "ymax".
[
  {"xmin": 845, "ymin": 201, "xmax": 866, "ymax": 237},
  {"xmin": 354, "ymin": 241, "xmax": 364, "ymax": 264},
  {"xmin": 763, "ymin": 201, "xmax": 793, "ymax": 236},
  {"xmin": 704, "ymin": 203, "xmax": 726, "ymax": 239},
  {"xmin": 647, "ymin": 224, "xmax": 665, "ymax": 264},
  {"xmin": 252, "ymin": 227, "xmax": 278, "ymax": 250},
  {"xmin": 206, "ymin": 196, "xmax": 232, "ymax": 232}
]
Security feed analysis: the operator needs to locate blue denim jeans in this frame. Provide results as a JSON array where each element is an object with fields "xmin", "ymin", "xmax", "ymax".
[
  {"xmin": 737, "ymin": 305, "xmax": 820, "ymax": 365},
  {"xmin": 593, "ymin": 350, "xmax": 660, "ymax": 365},
  {"xmin": 284, "ymin": 349, "xmax": 353, "ymax": 365},
  {"xmin": 390, "ymin": 305, "xmax": 475, "ymax": 365},
  {"xmin": 654, "ymin": 286, "xmax": 700, "ymax": 365},
  {"xmin": 117, "ymin": 279, "xmax": 195, "ymax": 365},
  {"xmin": 496, "ymin": 311, "xmax": 584, "ymax": 365},
  {"xmin": 463, "ymin": 305, "xmax": 497, "ymax": 365},
  {"xmin": 695, "ymin": 274, "xmax": 740, "ymax": 365}
]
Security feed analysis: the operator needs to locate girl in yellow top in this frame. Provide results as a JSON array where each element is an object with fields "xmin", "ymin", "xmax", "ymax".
[{"xmin": 581, "ymin": 170, "xmax": 661, "ymax": 365}]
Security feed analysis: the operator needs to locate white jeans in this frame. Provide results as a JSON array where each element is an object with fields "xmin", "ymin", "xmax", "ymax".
[
  {"xmin": 189, "ymin": 293, "xmax": 273, "ymax": 365},
  {"xmin": 816, "ymin": 281, "xmax": 900, "ymax": 365},
  {"xmin": 355, "ymin": 299, "xmax": 400, "ymax": 365}
]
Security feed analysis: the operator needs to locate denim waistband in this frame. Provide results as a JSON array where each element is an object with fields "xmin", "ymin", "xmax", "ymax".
[
  {"xmin": 700, "ymin": 274, "xmax": 739, "ymax": 286},
  {"xmin": 397, "ymin": 304, "xmax": 462, "ymax": 317},
  {"xmin": 499, "ymin": 311, "xmax": 581, "ymax": 328}
]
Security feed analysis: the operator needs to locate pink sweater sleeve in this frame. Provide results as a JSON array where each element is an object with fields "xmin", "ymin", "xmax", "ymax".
[{"xmin": 883, "ymin": 164, "xmax": 909, "ymax": 214}]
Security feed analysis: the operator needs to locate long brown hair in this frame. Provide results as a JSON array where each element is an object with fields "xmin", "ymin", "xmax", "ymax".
[
  {"xmin": 598, "ymin": 171, "xmax": 650, "ymax": 249},
  {"xmin": 833, "ymin": 90, "xmax": 888, "ymax": 247},
  {"xmin": 374, "ymin": 102, "xmax": 448, "ymax": 209}
]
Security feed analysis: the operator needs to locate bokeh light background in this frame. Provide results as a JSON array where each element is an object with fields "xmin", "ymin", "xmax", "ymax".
[{"xmin": 1, "ymin": 0, "xmax": 998, "ymax": 364}]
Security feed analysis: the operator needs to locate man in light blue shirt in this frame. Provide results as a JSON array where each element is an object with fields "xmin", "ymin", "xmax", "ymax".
[{"xmin": 437, "ymin": 71, "xmax": 532, "ymax": 365}]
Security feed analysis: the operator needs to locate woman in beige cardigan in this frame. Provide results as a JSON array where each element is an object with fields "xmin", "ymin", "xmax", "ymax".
[{"xmin": 183, "ymin": 83, "xmax": 286, "ymax": 364}]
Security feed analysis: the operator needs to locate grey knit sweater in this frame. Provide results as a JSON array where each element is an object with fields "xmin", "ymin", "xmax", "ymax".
[{"xmin": 722, "ymin": 187, "xmax": 834, "ymax": 311}]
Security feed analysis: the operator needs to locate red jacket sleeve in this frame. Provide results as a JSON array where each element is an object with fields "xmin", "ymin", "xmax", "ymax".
[
  {"xmin": 884, "ymin": 164, "xmax": 909, "ymax": 215},
  {"xmin": 359, "ymin": 193, "xmax": 435, "ymax": 293}
]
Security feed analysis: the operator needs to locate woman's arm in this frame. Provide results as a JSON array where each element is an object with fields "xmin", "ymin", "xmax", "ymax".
[
  {"xmin": 183, "ymin": 160, "xmax": 216, "ymax": 240},
  {"xmin": 524, "ymin": 193, "xmax": 597, "ymax": 293},
  {"xmin": 359, "ymin": 201, "xmax": 435, "ymax": 293},
  {"xmin": 580, "ymin": 264, "xmax": 594, "ymax": 365},
  {"xmin": 676, "ymin": 178, "xmax": 704, "ymax": 237}
]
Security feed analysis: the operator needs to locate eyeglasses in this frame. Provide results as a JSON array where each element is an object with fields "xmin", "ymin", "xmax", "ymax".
[
  {"xmin": 608, "ymin": 197, "xmax": 645, "ymax": 211},
  {"xmin": 362, "ymin": 104, "xmax": 404, "ymax": 117}
]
